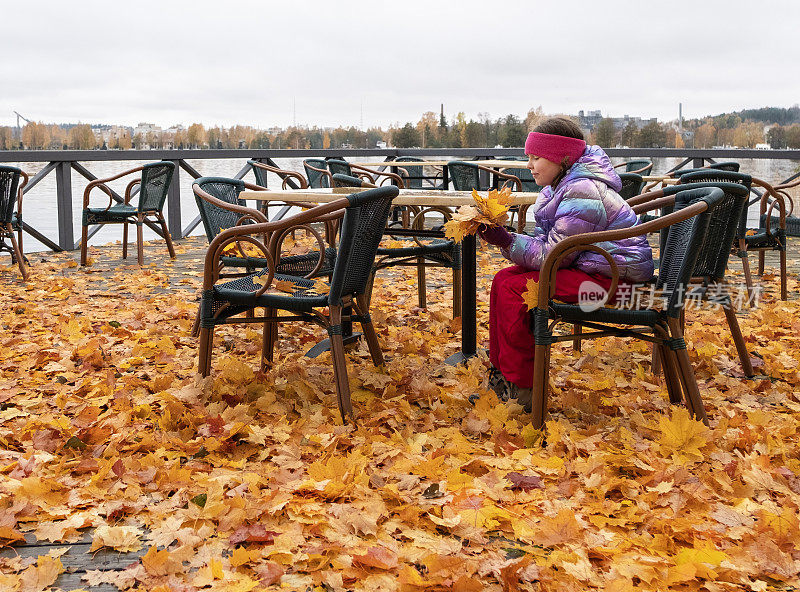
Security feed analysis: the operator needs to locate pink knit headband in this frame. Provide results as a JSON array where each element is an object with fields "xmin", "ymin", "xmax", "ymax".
[{"xmin": 525, "ymin": 132, "xmax": 586, "ymax": 166}]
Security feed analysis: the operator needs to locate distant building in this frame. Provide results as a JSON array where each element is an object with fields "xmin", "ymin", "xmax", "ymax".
[{"xmin": 577, "ymin": 110, "xmax": 658, "ymax": 133}]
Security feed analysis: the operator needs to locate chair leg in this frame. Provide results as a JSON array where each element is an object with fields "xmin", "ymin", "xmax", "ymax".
[
  {"xmin": 7, "ymin": 225, "xmax": 28, "ymax": 280},
  {"xmin": 190, "ymin": 306, "xmax": 201, "ymax": 338},
  {"xmin": 136, "ymin": 216, "xmax": 144, "ymax": 266},
  {"xmin": 328, "ymin": 305, "xmax": 354, "ymax": 422},
  {"xmin": 757, "ymin": 250, "xmax": 765, "ymax": 276},
  {"xmin": 654, "ymin": 326, "xmax": 682, "ymax": 404},
  {"xmin": 722, "ymin": 299, "xmax": 754, "ymax": 377},
  {"xmin": 80, "ymin": 222, "xmax": 89, "ymax": 266},
  {"xmin": 198, "ymin": 326, "xmax": 214, "ymax": 376},
  {"xmin": 355, "ymin": 295, "xmax": 384, "ymax": 367},
  {"xmin": 666, "ymin": 318, "xmax": 708, "ymax": 425},
  {"xmin": 530, "ymin": 343, "xmax": 551, "ymax": 430},
  {"xmin": 122, "ymin": 221, "xmax": 129, "ymax": 259},
  {"xmin": 452, "ymin": 266, "xmax": 462, "ymax": 319},
  {"xmin": 779, "ymin": 248, "xmax": 787, "ymax": 301},
  {"xmin": 261, "ymin": 308, "xmax": 277, "ymax": 370},
  {"xmin": 652, "ymin": 345, "xmax": 662, "ymax": 377},
  {"xmin": 739, "ymin": 240, "xmax": 755, "ymax": 305},
  {"xmin": 159, "ymin": 214, "xmax": 176, "ymax": 259},
  {"xmin": 572, "ymin": 324, "xmax": 582, "ymax": 353},
  {"xmin": 416, "ymin": 257, "xmax": 427, "ymax": 309}
]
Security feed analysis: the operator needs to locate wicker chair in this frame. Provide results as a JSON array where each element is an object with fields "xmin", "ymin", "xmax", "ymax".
[
  {"xmin": 248, "ymin": 160, "xmax": 308, "ymax": 190},
  {"xmin": 447, "ymin": 161, "xmax": 522, "ymax": 192},
  {"xmin": 303, "ymin": 159, "xmax": 332, "ymax": 188},
  {"xmin": 528, "ymin": 186, "xmax": 727, "ymax": 428},
  {"xmin": 629, "ymin": 177, "xmax": 754, "ymax": 376},
  {"xmin": 618, "ymin": 173, "xmax": 646, "ymax": 201},
  {"xmin": 0, "ymin": 166, "xmax": 29, "ymax": 280},
  {"xmin": 395, "ymin": 156, "xmax": 443, "ymax": 189},
  {"xmin": 332, "ymin": 173, "xmax": 462, "ymax": 317},
  {"xmin": 80, "ymin": 161, "xmax": 176, "ymax": 266},
  {"xmin": 326, "ymin": 159, "xmax": 406, "ymax": 188},
  {"xmin": 193, "ymin": 177, "xmax": 338, "ymax": 279},
  {"xmin": 197, "ymin": 185, "xmax": 398, "ymax": 422},
  {"xmin": 613, "ymin": 159, "xmax": 653, "ymax": 175}
]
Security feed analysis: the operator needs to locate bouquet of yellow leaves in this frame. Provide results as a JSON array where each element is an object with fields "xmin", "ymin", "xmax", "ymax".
[{"xmin": 444, "ymin": 187, "xmax": 513, "ymax": 242}]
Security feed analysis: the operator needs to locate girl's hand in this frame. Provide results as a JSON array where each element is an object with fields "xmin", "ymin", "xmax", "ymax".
[{"xmin": 478, "ymin": 224, "xmax": 513, "ymax": 248}]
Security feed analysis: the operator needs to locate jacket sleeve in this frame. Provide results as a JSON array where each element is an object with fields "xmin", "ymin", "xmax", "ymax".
[{"xmin": 501, "ymin": 180, "xmax": 607, "ymax": 270}]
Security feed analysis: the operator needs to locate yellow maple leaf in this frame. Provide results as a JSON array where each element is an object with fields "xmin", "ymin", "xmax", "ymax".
[
  {"xmin": 444, "ymin": 188, "xmax": 513, "ymax": 242},
  {"xmin": 521, "ymin": 278, "xmax": 539, "ymax": 310},
  {"xmin": 658, "ymin": 407, "xmax": 710, "ymax": 465},
  {"xmin": 472, "ymin": 186, "xmax": 513, "ymax": 225},
  {"xmin": 18, "ymin": 555, "xmax": 64, "ymax": 591},
  {"xmin": 90, "ymin": 524, "xmax": 142, "ymax": 553}
]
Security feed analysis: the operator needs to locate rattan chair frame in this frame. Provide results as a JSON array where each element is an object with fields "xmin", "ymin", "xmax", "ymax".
[
  {"xmin": 529, "ymin": 187, "xmax": 726, "ymax": 429},
  {"xmin": 613, "ymin": 159, "xmax": 654, "ymax": 175},
  {"xmin": 0, "ymin": 166, "xmax": 29, "ymax": 280},
  {"xmin": 80, "ymin": 161, "xmax": 176, "ymax": 266},
  {"xmin": 197, "ymin": 186, "xmax": 399, "ymax": 422}
]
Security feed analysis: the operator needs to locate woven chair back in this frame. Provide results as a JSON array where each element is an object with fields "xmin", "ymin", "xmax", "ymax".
[
  {"xmin": 331, "ymin": 174, "xmax": 365, "ymax": 188},
  {"xmin": 624, "ymin": 159, "xmax": 653, "ymax": 174},
  {"xmin": 248, "ymin": 160, "xmax": 269, "ymax": 187},
  {"xmin": 303, "ymin": 159, "xmax": 330, "ymax": 188},
  {"xmin": 137, "ymin": 161, "xmax": 175, "ymax": 212},
  {"xmin": 656, "ymin": 187, "xmax": 725, "ymax": 317},
  {"xmin": 193, "ymin": 177, "xmax": 247, "ymax": 242},
  {"xmin": 679, "ymin": 170, "xmax": 752, "ymax": 241},
  {"xmin": 326, "ymin": 159, "xmax": 353, "ymax": 178},
  {"xmin": 328, "ymin": 186, "xmax": 397, "ymax": 306},
  {"xmin": 395, "ymin": 156, "xmax": 425, "ymax": 189},
  {"xmin": 447, "ymin": 161, "xmax": 483, "ymax": 191},
  {"xmin": 0, "ymin": 166, "xmax": 21, "ymax": 225},
  {"xmin": 618, "ymin": 173, "xmax": 645, "ymax": 201}
]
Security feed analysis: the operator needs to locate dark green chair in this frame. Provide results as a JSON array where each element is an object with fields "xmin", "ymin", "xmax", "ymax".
[
  {"xmin": 80, "ymin": 161, "xmax": 176, "ymax": 266},
  {"xmin": 0, "ymin": 166, "xmax": 28, "ymax": 280},
  {"xmin": 446, "ymin": 161, "xmax": 521, "ymax": 192},
  {"xmin": 529, "ymin": 186, "xmax": 727, "ymax": 428},
  {"xmin": 395, "ymin": 156, "xmax": 443, "ymax": 189},
  {"xmin": 197, "ymin": 185, "xmax": 399, "ymax": 422},
  {"xmin": 332, "ymin": 173, "xmax": 462, "ymax": 318},
  {"xmin": 192, "ymin": 177, "xmax": 337, "ymax": 278},
  {"xmin": 303, "ymin": 159, "xmax": 332, "ymax": 188},
  {"xmin": 618, "ymin": 173, "xmax": 645, "ymax": 201},
  {"xmin": 614, "ymin": 159, "xmax": 653, "ymax": 175},
  {"xmin": 248, "ymin": 160, "xmax": 308, "ymax": 190}
]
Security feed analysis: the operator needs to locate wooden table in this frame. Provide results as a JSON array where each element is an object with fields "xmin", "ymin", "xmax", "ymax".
[
  {"xmin": 348, "ymin": 160, "xmax": 533, "ymax": 190},
  {"xmin": 241, "ymin": 187, "xmax": 540, "ymax": 364}
]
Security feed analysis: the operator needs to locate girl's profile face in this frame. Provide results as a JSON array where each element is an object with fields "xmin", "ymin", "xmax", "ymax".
[{"xmin": 526, "ymin": 155, "xmax": 562, "ymax": 187}]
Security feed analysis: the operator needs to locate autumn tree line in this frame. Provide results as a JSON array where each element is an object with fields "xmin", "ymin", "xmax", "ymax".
[{"xmin": 3, "ymin": 106, "xmax": 800, "ymax": 151}]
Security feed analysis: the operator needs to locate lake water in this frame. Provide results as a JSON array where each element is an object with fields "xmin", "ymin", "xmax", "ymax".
[{"xmin": 4, "ymin": 155, "xmax": 799, "ymax": 253}]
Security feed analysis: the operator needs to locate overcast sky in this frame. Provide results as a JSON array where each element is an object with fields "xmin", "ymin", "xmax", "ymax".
[{"xmin": 2, "ymin": 0, "xmax": 798, "ymax": 130}]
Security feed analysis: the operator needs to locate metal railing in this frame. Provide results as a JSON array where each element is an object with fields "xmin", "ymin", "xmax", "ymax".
[{"xmin": 2, "ymin": 147, "xmax": 799, "ymax": 252}]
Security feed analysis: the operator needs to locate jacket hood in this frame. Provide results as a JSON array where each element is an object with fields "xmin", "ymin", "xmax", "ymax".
[{"xmin": 557, "ymin": 145, "xmax": 622, "ymax": 192}]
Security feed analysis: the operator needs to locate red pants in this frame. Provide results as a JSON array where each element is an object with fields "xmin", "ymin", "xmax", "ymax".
[{"xmin": 488, "ymin": 265, "xmax": 615, "ymax": 389}]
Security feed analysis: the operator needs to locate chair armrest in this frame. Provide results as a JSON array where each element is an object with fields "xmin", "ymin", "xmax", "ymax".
[
  {"xmin": 751, "ymin": 177, "xmax": 787, "ymax": 238},
  {"xmin": 250, "ymin": 162, "xmax": 309, "ymax": 189},
  {"xmin": 474, "ymin": 163, "xmax": 522, "ymax": 191},
  {"xmin": 204, "ymin": 197, "xmax": 351, "ymax": 289},
  {"xmin": 626, "ymin": 188, "xmax": 666, "ymax": 208},
  {"xmin": 124, "ymin": 179, "xmax": 141, "ymax": 204},
  {"xmin": 83, "ymin": 165, "xmax": 145, "ymax": 211},
  {"xmin": 350, "ymin": 164, "xmax": 406, "ymax": 189},
  {"xmin": 16, "ymin": 170, "xmax": 29, "ymax": 217},
  {"xmin": 192, "ymin": 182, "xmax": 269, "ymax": 224},
  {"xmin": 534, "ymin": 200, "xmax": 708, "ymax": 309}
]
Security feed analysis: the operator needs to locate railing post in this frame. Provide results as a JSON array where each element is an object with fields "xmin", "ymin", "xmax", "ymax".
[
  {"xmin": 55, "ymin": 161, "xmax": 74, "ymax": 250},
  {"xmin": 693, "ymin": 157, "xmax": 705, "ymax": 168},
  {"xmin": 167, "ymin": 160, "xmax": 182, "ymax": 239}
]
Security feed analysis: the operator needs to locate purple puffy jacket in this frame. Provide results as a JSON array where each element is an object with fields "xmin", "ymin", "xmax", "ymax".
[{"xmin": 501, "ymin": 145, "xmax": 654, "ymax": 282}]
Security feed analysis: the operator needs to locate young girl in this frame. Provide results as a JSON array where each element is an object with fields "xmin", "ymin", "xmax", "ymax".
[{"xmin": 479, "ymin": 117, "xmax": 654, "ymax": 408}]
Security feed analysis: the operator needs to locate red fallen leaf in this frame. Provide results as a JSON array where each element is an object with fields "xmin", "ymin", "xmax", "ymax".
[
  {"xmin": 506, "ymin": 472, "xmax": 543, "ymax": 490},
  {"xmin": 229, "ymin": 524, "xmax": 279, "ymax": 545},
  {"xmin": 352, "ymin": 546, "xmax": 398, "ymax": 570},
  {"xmin": 112, "ymin": 459, "xmax": 125, "ymax": 478},
  {"xmin": 253, "ymin": 560, "xmax": 284, "ymax": 585}
]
